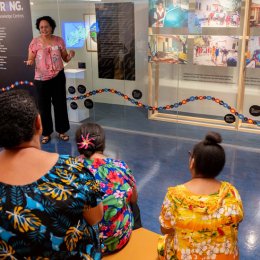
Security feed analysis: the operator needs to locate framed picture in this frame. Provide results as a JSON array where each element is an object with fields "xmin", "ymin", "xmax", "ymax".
[{"xmin": 84, "ymin": 14, "xmax": 98, "ymax": 52}]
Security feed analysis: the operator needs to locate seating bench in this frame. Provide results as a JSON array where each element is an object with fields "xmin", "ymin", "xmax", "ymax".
[{"xmin": 103, "ymin": 228, "xmax": 159, "ymax": 260}]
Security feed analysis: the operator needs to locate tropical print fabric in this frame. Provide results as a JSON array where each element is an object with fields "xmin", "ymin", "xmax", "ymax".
[
  {"xmin": 0, "ymin": 155, "xmax": 103, "ymax": 259},
  {"xmin": 80, "ymin": 157, "xmax": 136, "ymax": 254},
  {"xmin": 158, "ymin": 181, "xmax": 244, "ymax": 260}
]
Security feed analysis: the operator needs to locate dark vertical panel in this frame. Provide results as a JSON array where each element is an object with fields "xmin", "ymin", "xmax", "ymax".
[
  {"xmin": 95, "ymin": 2, "xmax": 135, "ymax": 81},
  {"xmin": 0, "ymin": 0, "xmax": 33, "ymax": 88}
]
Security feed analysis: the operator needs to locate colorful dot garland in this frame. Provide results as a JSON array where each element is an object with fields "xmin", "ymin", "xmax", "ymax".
[
  {"xmin": 1, "ymin": 82, "xmax": 259, "ymax": 127},
  {"xmin": 0, "ymin": 81, "xmax": 34, "ymax": 93},
  {"xmin": 67, "ymin": 88, "xmax": 260, "ymax": 127}
]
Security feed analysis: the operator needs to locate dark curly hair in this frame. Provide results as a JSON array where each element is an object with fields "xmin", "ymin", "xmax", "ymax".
[
  {"xmin": 191, "ymin": 132, "xmax": 226, "ymax": 178},
  {"xmin": 76, "ymin": 123, "xmax": 105, "ymax": 158},
  {"xmin": 0, "ymin": 89, "xmax": 38, "ymax": 149},
  {"xmin": 36, "ymin": 16, "xmax": 56, "ymax": 34}
]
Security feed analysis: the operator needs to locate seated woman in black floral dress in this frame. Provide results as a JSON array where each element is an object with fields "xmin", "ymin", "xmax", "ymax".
[{"xmin": 0, "ymin": 89, "xmax": 103, "ymax": 259}]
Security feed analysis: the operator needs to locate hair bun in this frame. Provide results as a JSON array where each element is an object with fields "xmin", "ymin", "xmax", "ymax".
[{"xmin": 204, "ymin": 132, "xmax": 222, "ymax": 145}]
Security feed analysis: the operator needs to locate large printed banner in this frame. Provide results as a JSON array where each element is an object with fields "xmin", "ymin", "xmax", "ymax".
[
  {"xmin": 95, "ymin": 2, "xmax": 135, "ymax": 81},
  {"xmin": 0, "ymin": 0, "xmax": 33, "ymax": 87}
]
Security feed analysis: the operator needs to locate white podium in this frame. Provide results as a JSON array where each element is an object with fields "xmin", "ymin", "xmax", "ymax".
[{"xmin": 65, "ymin": 69, "xmax": 89, "ymax": 123}]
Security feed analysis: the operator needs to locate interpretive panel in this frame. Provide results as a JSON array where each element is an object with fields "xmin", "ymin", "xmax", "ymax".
[
  {"xmin": 95, "ymin": 2, "xmax": 135, "ymax": 80},
  {"xmin": 0, "ymin": 0, "xmax": 33, "ymax": 87}
]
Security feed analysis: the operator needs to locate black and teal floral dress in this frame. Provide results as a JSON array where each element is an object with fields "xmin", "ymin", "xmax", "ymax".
[{"xmin": 0, "ymin": 155, "xmax": 103, "ymax": 259}]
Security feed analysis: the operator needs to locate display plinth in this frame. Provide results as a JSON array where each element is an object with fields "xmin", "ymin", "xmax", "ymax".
[{"xmin": 65, "ymin": 69, "xmax": 89, "ymax": 123}]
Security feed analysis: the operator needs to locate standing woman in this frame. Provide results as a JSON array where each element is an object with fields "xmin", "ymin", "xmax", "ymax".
[{"xmin": 25, "ymin": 16, "xmax": 75, "ymax": 144}]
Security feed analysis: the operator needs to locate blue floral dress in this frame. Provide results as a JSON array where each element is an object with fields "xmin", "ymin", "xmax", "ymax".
[
  {"xmin": 79, "ymin": 157, "xmax": 136, "ymax": 254},
  {"xmin": 0, "ymin": 155, "xmax": 103, "ymax": 259}
]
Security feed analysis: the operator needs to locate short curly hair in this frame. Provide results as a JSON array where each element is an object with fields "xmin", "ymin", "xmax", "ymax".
[
  {"xmin": 0, "ymin": 89, "xmax": 38, "ymax": 149},
  {"xmin": 36, "ymin": 16, "xmax": 56, "ymax": 34}
]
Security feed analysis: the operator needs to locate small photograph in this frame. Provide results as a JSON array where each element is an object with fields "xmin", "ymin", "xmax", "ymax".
[
  {"xmin": 246, "ymin": 37, "xmax": 260, "ymax": 68},
  {"xmin": 149, "ymin": 0, "xmax": 189, "ymax": 28},
  {"xmin": 148, "ymin": 35, "xmax": 188, "ymax": 64},
  {"xmin": 84, "ymin": 14, "xmax": 98, "ymax": 52},
  {"xmin": 250, "ymin": 1, "xmax": 260, "ymax": 27},
  {"xmin": 193, "ymin": 36, "xmax": 239, "ymax": 67},
  {"xmin": 195, "ymin": 0, "xmax": 241, "ymax": 28},
  {"xmin": 62, "ymin": 22, "xmax": 86, "ymax": 49}
]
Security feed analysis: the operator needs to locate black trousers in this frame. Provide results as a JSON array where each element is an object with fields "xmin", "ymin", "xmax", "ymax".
[{"xmin": 35, "ymin": 70, "xmax": 70, "ymax": 136}]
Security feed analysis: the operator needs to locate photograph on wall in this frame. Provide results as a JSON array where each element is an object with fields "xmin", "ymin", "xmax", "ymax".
[
  {"xmin": 84, "ymin": 14, "xmax": 98, "ymax": 52},
  {"xmin": 148, "ymin": 35, "xmax": 188, "ymax": 64},
  {"xmin": 193, "ymin": 36, "xmax": 239, "ymax": 67},
  {"xmin": 62, "ymin": 22, "xmax": 86, "ymax": 49},
  {"xmin": 246, "ymin": 36, "xmax": 260, "ymax": 68},
  {"xmin": 250, "ymin": 1, "xmax": 260, "ymax": 27},
  {"xmin": 149, "ymin": 0, "xmax": 189, "ymax": 28},
  {"xmin": 195, "ymin": 0, "xmax": 241, "ymax": 28}
]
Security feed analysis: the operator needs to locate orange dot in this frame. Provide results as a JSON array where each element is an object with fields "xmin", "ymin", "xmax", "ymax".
[
  {"xmin": 182, "ymin": 100, "xmax": 187, "ymax": 104},
  {"xmin": 230, "ymin": 108, "xmax": 235, "ymax": 113},
  {"xmin": 199, "ymin": 96, "xmax": 203, "ymax": 100},
  {"xmin": 248, "ymin": 119, "xmax": 253, "ymax": 124},
  {"xmin": 11, "ymin": 85, "xmax": 14, "ymax": 88},
  {"xmin": 215, "ymin": 99, "xmax": 220, "ymax": 103},
  {"xmin": 124, "ymin": 95, "xmax": 128, "ymax": 99},
  {"xmin": 138, "ymin": 103, "xmax": 142, "ymax": 107},
  {"xmin": 166, "ymin": 105, "xmax": 170, "ymax": 109}
]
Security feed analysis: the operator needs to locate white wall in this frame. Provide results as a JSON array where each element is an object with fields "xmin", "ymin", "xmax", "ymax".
[{"xmin": 30, "ymin": 0, "xmax": 149, "ymax": 106}]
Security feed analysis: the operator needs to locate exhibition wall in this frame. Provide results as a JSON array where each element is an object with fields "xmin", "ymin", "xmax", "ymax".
[{"xmin": 1, "ymin": 0, "xmax": 259, "ymax": 134}]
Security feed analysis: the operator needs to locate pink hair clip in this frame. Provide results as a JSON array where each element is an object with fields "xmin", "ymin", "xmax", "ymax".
[{"xmin": 77, "ymin": 133, "xmax": 95, "ymax": 149}]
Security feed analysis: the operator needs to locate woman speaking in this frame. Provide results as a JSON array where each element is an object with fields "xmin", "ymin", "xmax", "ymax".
[{"xmin": 25, "ymin": 16, "xmax": 75, "ymax": 144}]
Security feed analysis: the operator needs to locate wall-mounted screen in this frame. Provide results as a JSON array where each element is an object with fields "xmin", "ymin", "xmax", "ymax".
[{"xmin": 62, "ymin": 22, "xmax": 86, "ymax": 48}]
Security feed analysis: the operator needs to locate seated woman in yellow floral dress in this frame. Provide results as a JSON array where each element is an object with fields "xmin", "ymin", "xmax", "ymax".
[{"xmin": 158, "ymin": 132, "xmax": 244, "ymax": 260}]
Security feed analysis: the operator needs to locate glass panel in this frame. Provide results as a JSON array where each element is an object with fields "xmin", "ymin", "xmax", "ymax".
[
  {"xmin": 243, "ymin": 0, "xmax": 260, "ymax": 133},
  {"xmin": 28, "ymin": 0, "xmax": 260, "ymax": 138},
  {"xmin": 149, "ymin": 0, "xmax": 245, "ymax": 132}
]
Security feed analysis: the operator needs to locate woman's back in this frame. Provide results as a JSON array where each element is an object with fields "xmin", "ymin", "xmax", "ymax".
[
  {"xmin": 82, "ymin": 157, "xmax": 136, "ymax": 253},
  {"xmin": 159, "ymin": 181, "xmax": 243, "ymax": 259},
  {"xmin": 0, "ymin": 155, "xmax": 102, "ymax": 259}
]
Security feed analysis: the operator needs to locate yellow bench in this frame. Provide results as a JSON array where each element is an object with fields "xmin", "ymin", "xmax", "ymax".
[{"xmin": 103, "ymin": 228, "xmax": 159, "ymax": 260}]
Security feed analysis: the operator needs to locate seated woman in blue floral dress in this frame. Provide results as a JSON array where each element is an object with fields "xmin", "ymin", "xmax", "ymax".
[
  {"xmin": 0, "ymin": 89, "xmax": 103, "ymax": 259},
  {"xmin": 75, "ymin": 123, "xmax": 141, "ymax": 254}
]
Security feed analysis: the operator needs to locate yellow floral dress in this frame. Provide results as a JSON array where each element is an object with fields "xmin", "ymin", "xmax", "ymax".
[{"xmin": 158, "ymin": 181, "xmax": 243, "ymax": 260}]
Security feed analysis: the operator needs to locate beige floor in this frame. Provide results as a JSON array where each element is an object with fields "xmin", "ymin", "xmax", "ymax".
[{"xmin": 103, "ymin": 228, "xmax": 159, "ymax": 260}]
